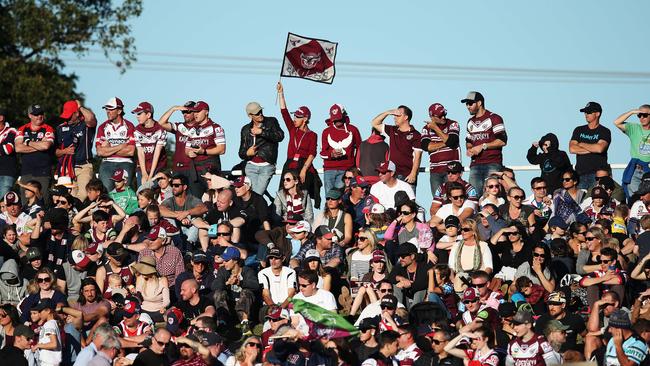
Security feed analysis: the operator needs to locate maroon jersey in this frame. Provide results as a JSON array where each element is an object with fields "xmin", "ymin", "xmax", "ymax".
[
  {"xmin": 101, "ymin": 262, "xmax": 134, "ymax": 290},
  {"xmin": 421, "ymin": 119, "xmax": 461, "ymax": 173},
  {"xmin": 171, "ymin": 119, "xmax": 225, "ymax": 172},
  {"xmin": 465, "ymin": 110, "xmax": 506, "ymax": 166},
  {"xmin": 383, "ymin": 125, "xmax": 422, "ymax": 177},
  {"xmin": 280, "ymin": 108, "xmax": 317, "ymax": 169},
  {"xmin": 134, "ymin": 123, "xmax": 167, "ymax": 171},
  {"xmin": 506, "ymin": 334, "xmax": 555, "ymax": 366},
  {"xmin": 95, "ymin": 119, "xmax": 136, "ymax": 163}
]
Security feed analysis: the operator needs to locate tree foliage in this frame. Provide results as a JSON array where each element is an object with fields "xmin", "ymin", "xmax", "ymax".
[{"xmin": 0, "ymin": 0, "xmax": 143, "ymax": 125}]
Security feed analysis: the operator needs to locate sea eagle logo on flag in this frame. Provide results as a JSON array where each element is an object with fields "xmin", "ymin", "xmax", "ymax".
[{"xmin": 281, "ymin": 33, "xmax": 338, "ymax": 84}]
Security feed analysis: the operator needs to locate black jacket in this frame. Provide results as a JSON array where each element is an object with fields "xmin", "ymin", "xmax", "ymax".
[
  {"xmin": 238, "ymin": 117, "xmax": 285, "ymax": 165},
  {"xmin": 526, "ymin": 133, "xmax": 572, "ymax": 194}
]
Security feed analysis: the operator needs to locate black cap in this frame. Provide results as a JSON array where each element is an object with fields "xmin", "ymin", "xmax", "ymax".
[
  {"xmin": 284, "ymin": 212, "xmax": 303, "ymax": 224},
  {"xmin": 395, "ymin": 243, "xmax": 418, "ymax": 257},
  {"xmin": 28, "ymin": 104, "xmax": 44, "ymax": 116},
  {"xmin": 597, "ymin": 176, "xmax": 616, "ymax": 190},
  {"xmin": 106, "ymin": 242, "xmax": 126, "ymax": 258},
  {"xmin": 447, "ymin": 161, "xmax": 464, "ymax": 173},
  {"xmin": 266, "ymin": 248, "xmax": 283, "ymax": 259},
  {"xmin": 192, "ymin": 251, "xmax": 209, "ymax": 263},
  {"xmin": 314, "ymin": 225, "xmax": 334, "ymax": 239},
  {"xmin": 358, "ymin": 317, "xmax": 379, "ymax": 331},
  {"xmin": 33, "ymin": 298, "xmax": 55, "ymax": 312},
  {"xmin": 380, "ymin": 295, "xmax": 398, "ymax": 309},
  {"xmin": 183, "ymin": 101, "xmax": 196, "ymax": 108},
  {"xmin": 461, "ymin": 91, "xmax": 484, "ymax": 104},
  {"xmin": 498, "ymin": 302, "xmax": 517, "ymax": 318},
  {"xmin": 579, "ymin": 101, "xmax": 602, "ymax": 114},
  {"xmin": 444, "ymin": 215, "xmax": 460, "ymax": 228}
]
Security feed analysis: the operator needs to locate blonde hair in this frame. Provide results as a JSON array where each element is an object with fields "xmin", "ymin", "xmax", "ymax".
[
  {"xmin": 107, "ymin": 273, "xmax": 123, "ymax": 289},
  {"xmin": 234, "ymin": 336, "xmax": 262, "ymax": 363},
  {"xmin": 71, "ymin": 235, "xmax": 89, "ymax": 251},
  {"xmin": 461, "ymin": 218, "xmax": 483, "ymax": 242}
]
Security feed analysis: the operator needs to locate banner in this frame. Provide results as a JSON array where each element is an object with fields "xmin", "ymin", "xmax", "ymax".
[
  {"xmin": 290, "ymin": 298, "xmax": 358, "ymax": 338},
  {"xmin": 281, "ymin": 33, "xmax": 338, "ymax": 84}
]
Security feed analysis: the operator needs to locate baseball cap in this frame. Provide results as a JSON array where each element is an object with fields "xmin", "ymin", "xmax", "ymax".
[
  {"xmin": 395, "ymin": 243, "xmax": 418, "ymax": 257},
  {"xmin": 56, "ymin": 176, "xmax": 75, "ymax": 188},
  {"xmin": 462, "ymin": 287, "xmax": 479, "ymax": 301},
  {"xmin": 350, "ymin": 176, "xmax": 370, "ymax": 188},
  {"xmin": 221, "ymin": 247, "xmax": 241, "ymax": 261},
  {"xmin": 314, "ymin": 226, "xmax": 334, "ymax": 239},
  {"xmin": 183, "ymin": 101, "xmax": 196, "ymax": 109},
  {"xmin": 376, "ymin": 161, "xmax": 396, "ymax": 174},
  {"xmin": 547, "ymin": 291, "xmax": 567, "ymax": 305},
  {"xmin": 591, "ymin": 186, "xmax": 609, "ymax": 200},
  {"xmin": 289, "ymin": 221, "xmax": 311, "ymax": 233},
  {"xmin": 608, "ymin": 309, "xmax": 632, "ymax": 329},
  {"xmin": 380, "ymin": 295, "xmax": 398, "ymax": 309},
  {"xmin": 304, "ymin": 249, "xmax": 320, "ymax": 261},
  {"xmin": 147, "ymin": 226, "xmax": 167, "ymax": 241},
  {"xmin": 292, "ymin": 106, "xmax": 311, "ymax": 119},
  {"xmin": 246, "ymin": 102, "xmax": 263, "ymax": 115},
  {"xmin": 60, "ymin": 100, "xmax": 80, "ymax": 119},
  {"xmin": 371, "ymin": 250, "xmax": 386, "ymax": 263},
  {"xmin": 444, "ymin": 215, "xmax": 460, "ymax": 228},
  {"xmin": 266, "ymin": 248, "xmax": 283, "ymax": 259},
  {"xmin": 25, "ymin": 247, "xmax": 41, "ymax": 261},
  {"xmin": 131, "ymin": 101, "xmax": 154, "ymax": 115},
  {"xmin": 329, "ymin": 104, "xmax": 346, "ymax": 122},
  {"xmin": 192, "ymin": 251, "xmax": 209, "ymax": 263},
  {"xmin": 597, "ymin": 176, "xmax": 616, "ymax": 190},
  {"xmin": 85, "ymin": 242, "xmax": 103, "ymax": 255},
  {"xmin": 123, "ymin": 300, "xmax": 141, "ymax": 317},
  {"xmin": 106, "ymin": 242, "xmax": 126, "ymax": 259},
  {"xmin": 191, "ymin": 101, "xmax": 209, "ymax": 112},
  {"xmin": 358, "ymin": 317, "xmax": 379, "ymax": 332},
  {"xmin": 498, "ymin": 302, "xmax": 517, "ymax": 318},
  {"xmin": 548, "ymin": 216, "xmax": 568, "ymax": 230},
  {"xmin": 326, "ymin": 189, "xmax": 342, "ymax": 200},
  {"xmin": 33, "ymin": 298, "xmax": 55, "ymax": 312},
  {"xmin": 545, "ymin": 320, "xmax": 570, "ymax": 337},
  {"xmin": 196, "ymin": 331, "xmax": 224, "ymax": 346},
  {"xmin": 368, "ymin": 203, "xmax": 386, "ymax": 214},
  {"xmin": 232, "ymin": 176, "xmax": 252, "ymax": 188},
  {"xmin": 461, "ymin": 91, "xmax": 485, "ymax": 104},
  {"xmin": 28, "ymin": 104, "xmax": 44, "ymax": 115},
  {"xmin": 266, "ymin": 306, "xmax": 290, "ymax": 320},
  {"xmin": 447, "ymin": 161, "xmax": 464, "ymax": 173},
  {"xmin": 102, "ymin": 97, "xmax": 124, "ymax": 110},
  {"xmin": 579, "ymin": 101, "xmax": 602, "ymax": 114},
  {"xmin": 511, "ymin": 310, "xmax": 534, "ymax": 325},
  {"xmin": 110, "ymin": 168, "xmax": 128, "ymax": 182},
  {"xmin": 284, "ymin": 213, "xmax": 303, "ymax": 224},
  {"xmin": 14, "ymin": 324, "xmax": 35, "ymax": 340},
  {"xmin": 428, "ymin": 103, "xmax": 447, "ymax": 118},
  {"xmin": 165, "ymin": 307, "xmax": 184, "ymax": 336},
  {"xmin": 4, "ymin": 191, "xmax": 20, "ymax": 206},
  {"xmin": 71, "ymin": 250, "xmax": 91, "ymax": 269}
]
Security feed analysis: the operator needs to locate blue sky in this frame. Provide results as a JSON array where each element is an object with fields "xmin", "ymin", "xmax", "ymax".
[{"xmin": 62, "ymin": 0, "xmax": 650, "ymax": 200}]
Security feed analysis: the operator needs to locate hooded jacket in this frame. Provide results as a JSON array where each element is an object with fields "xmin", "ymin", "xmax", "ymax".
[
  {"xmin": 357, "ymin": 134, "xmax": 389, "ymax": 181},
  {"xmin": 526, "ymin": 133, "xmax": 572, "ymax": 194},
  {"xmin": 0, "ymin": 259, "xmax": 27, "ymax": 305},
  {"xmin": 320, "ymin": 117, "xmax": 362, "ymax": 171}
]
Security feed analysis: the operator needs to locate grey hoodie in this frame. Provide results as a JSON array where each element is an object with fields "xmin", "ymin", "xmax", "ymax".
[{"xmin": 0, "ymin": 259, "xmax": 28, "ymax": 305}]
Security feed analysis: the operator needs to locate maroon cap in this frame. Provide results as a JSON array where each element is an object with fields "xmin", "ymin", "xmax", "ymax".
[
  {"xmin": 350, "ymin": 176, "xmax": 370, "ymax": 188},
  {"xmin": 191, "ymin": 101, "xmax": 209, "ymax": 112},
  {"xmin": 85, "ymin": 242, "xmax": 103, "ymax": 255},
  {"xmin": 110, "ymin": 169, "xmax": 128, "ymax": 182},
  {"xmin": 292, "ymin": 106, "xmax": 311, "ymax": 119},
  {"xmin": 60, "ymin": 100, "xmax": 80, "ymax": 119},
  {"xmin": 371, "ymin": 250, "xmax": 386, "ymax": 263},
  {"xmin": 376, "ymin": 161, "xmax": 396, "ymax": 174},
  {"xmin": 462, "ymin": 287, "xmax": 479, "ymax": 301},
  {"xmin": 131, "ymin": 102, "xmax": 153, "ymax": 115},
  {"xmin": 232, "ymin": 176, "xmax": 251, "ymax": 188},
  {"xmin": 428, "ymin": 103, "xmax": 446, "ymax": 118},
  {"xmin": 103, "ymin": 97, "xmax": 124, "ymax": 110},
  {"xmin": 4, "ymin": 191, "xmax": 20, "ymax": 206},
  {"xmin": 329, "ymin": 104, "xmax": 345, "ymax": 122}
]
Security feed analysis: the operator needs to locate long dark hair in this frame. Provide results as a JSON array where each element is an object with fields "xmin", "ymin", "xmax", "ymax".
[
  {"xmin": 0, "ymin": 304, "xmax": 20, "ymax": 327},
  {"xmin": 282, "ymin": 170, "xmax": 303, "ymax": 194},
  {"xmin": 529, "ymin": 243, "xmax": 551, "ymax": 271}
]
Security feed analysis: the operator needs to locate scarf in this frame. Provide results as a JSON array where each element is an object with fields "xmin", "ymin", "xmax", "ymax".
[{"xmin": 455, "ymin": 239, "xmax": 483, "ymax": 273}]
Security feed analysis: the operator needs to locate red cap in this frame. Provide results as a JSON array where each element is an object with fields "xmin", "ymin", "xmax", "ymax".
[
  {"xmin": 232, "ymin": 176, "xmax": 251, "ymax": 188},
  {"xmin": 428, "ymin": 103, "xmax": 446, "ymax": 118},
  {"xmin": 376, "ymin": 161, "xmax": 396, "ymax": 174},
  {"xmin": 71, "ymin": 250, "xmax": 91, "ymax": 269},
  {"xmin": 85, "ymin": 242, "xmax": 103, "ymax": 255},
  {"xmin": 131, "ymin": 102, "xmax": 154, "ymax": 115},
  {"xmin": 4, "ymin": 191, "xmax": 20, "ymax": 206},
  {"xmin": 110, "ymin": 169, "xmax": 128, "ymax": 182},
  {"xmin": 292, "ymin": 106, "xmax": 311, "ymax": 119},
  {"xmin": 190, "ymin": 101, "xmax": 209, "ymax": 112},
  {"xmin": 329, "ymin": 104, "xmax": 346, "ymax": 122},
  {"xmin": 148, "ymin": 226, "xmax": 167, "ymax": 241},
  {"xmin": 60, "ymin": 100, "xmax": 80, "ymax": 119}
]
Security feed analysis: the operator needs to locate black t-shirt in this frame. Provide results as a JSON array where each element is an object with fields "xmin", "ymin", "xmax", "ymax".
[
  {"xmin": 0, "ymin": 344, "xmax": 28, "ymax": 366},
  {"xmin": 388, "ymin": 259, "xmax": 432, "ymax": 297},
  {"xmin": 205, "ymin": 206, "xmax": 243, "ymax": 225},
  {"xmin": 133, "ymin": 348, "xmax": 170, "ymax": 366},
  {"xmin": 234, "ymin": 192, "xmax": 269, "ymax": 244},
  {"xmin": 570, "ymin": 124, "xmax": 611, "ymax": 174},
  {"xmin": 174, "ymin": 296, "xmax": 212, "ymax": 325},
  {"xmin": 415, "ymin": 353, "xmax": 464, "ymax": 366},
  {"xmin": 534, "ymin": 312, "xmax": 586, "ymax": 352}
]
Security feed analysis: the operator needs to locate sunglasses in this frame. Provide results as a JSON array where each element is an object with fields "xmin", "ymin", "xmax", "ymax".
[
  {"xmin": 578, "ymin": 231, "xmax": 587, "ymax": 235},
  {"xmin": 465, "ymin": 101, "xmax": 476, "ymax": 106},
  {"xmin": 486, "ymin": 184, "xmax": 499, "ymax": 189},
  {"xmin": 562, "ymin": 177, "xmax": 574, "ymax": 182},
  {"xmin": 171, "ymin": 183, "xmax": 183, "ymax": 187},
  {"xmin": 326, "ymin": 197, "xmax": 339, "ymax": 201},
  {"xmin": 472, "ymin": 282, "xmax": 487, "ymax": 288},
  {"xmin": 398, "ymin": 254, "xmax": 413, "ymax": 259},
  {"xmin": 250, "ymin": 111, "xmax": 263, "ymax": 116},
  {"xmin": 99, "ymin": 205, "xmax": 112, "ymax": 209},
  {"xmin": 36, "ymin": 277, "xmax": 51, "ymax": 283},
  {"xmin": 639, "ymin": 113, "xmax": 650, "ymax": 118},
  {"xmin": 510, "ymin": 195, "xmax": 524, "ymax": 200},
  {"xmin": 55, "ymin": 200, "xmax": 68, "ymax": 205},
  {"xmin": 585, "ymin": 236, "xmax": 596, "ymax": 241},
  {"xmin": 400, "ymin": 211, "xmax": 412, "ymax": 216},
  {"xmin": 451, "ymin": 195, "xmax": 466, "ymax": 200},
  {"xmin": 216, "ymin": 232, "xmax": 231, "ymax": 236},
  {"xmin": 533, "ymin": 186, "xmax": 547, "ymax": 190},
  {"xmin": 284, "ymin": 177, "xmax": 294, "ymax": 182},
  {"xmin": 380, "ymin": 305, "xmax": 396, "ymax": 310},
  {"xmin": 358, "ymin": 237, "xmax": 369, "ymax": 242},
  {"xmin": 379, "ymin": 289, "xmax": 393, "ymax": 293},
  {"xmin": 343, "ymin": 176, "xmax": 354, "ymax": 180},
  {"xmin": 600, "ymin": 259, "xmax": 613, "ymax": 264},
  {"xmin": 532, "ymin": 253, "xmax": 544, "ymax": 257},
  {"xmin": 507, "ymin": 232, "xmax": 520, "ymax": 236},
  {"xmin": 461, "ymin": 228, "xmax": 472, "ymax": 233},
  {"xmin": 298, "ymin": 283, "xmax": 311, "ymax": 288},
  {"xmin": 0, "ymin": 313, "xmax": 6, "ymax": 318},
  {"xmin": 463, "ymin": 299, "xmax": 479, "ymax": 305},
  {"xmin": 155, "ymin": 338, "xmax": 169, "ymax": 347},
  {"xmin": 431, "ymin": 339, "xmax": 445, "ymax": 345}
]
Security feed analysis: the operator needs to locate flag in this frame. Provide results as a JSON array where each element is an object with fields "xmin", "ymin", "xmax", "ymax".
[
  {"xmin": 281, "ymin": 33, "xmax": 338, "ymax": 84},
  {"xmin": 290, "ymin": 298, "xmax": 358, "ymax": 338}
]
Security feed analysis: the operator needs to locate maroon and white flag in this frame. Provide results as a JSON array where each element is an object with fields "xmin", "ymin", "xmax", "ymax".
[{"xmin": 281, "ymin": 33, "xmax": 338, "ymax": 84}]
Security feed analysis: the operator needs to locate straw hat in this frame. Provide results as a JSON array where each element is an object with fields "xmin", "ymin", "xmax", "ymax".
[{"xmin": 131, "ymin": 256, "xmax": 158, "ymax": 275}]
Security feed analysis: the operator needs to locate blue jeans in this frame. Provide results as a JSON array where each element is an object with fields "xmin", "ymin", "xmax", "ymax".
[
  {"xmin": 469, "ymin": 163, "xmax": 502, "ymax": 194},
  {"xmin": 629, "ymin": 166, "xmax": 645, "ymax": 197},
  {"xmin": 99, "ymin": 161, "xmax": 134, "ymax": 192},
  {"xmin": 429, "ymin": 172, "xmax": 447, "ymax": 196},
  {"xmin": 578, "ymin": 172, "xmax": 596, "ymax": 190},
  {"xmin": 0, "ymin": 175, "xmax": 15, "ymax": 199},
  {"xmin": 245, "ymin": 162, "xmax": 275, "ymax": 195},
  {"xmin": 64, "ymin": 322, "xmax": 82, "ymax": 365},
  {"xmin": 323, "ymin": 170, "xmax": 345, "ymax": 195}
]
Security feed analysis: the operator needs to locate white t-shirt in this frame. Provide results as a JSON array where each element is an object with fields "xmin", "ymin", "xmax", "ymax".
[
  {"xmin": 369, "ymin": 179, "xmax": 415, "ymax": 208},
  {"xmin": 38, "ymin": 319, "xmax": 62, "ymax": 365},
  {"xmin": 257, "ymin": 266, "xmax": 296, "ymax": 304},
  {"xmin": 631, "ymin": 200, "xmax": 650, "ymax": 220},
  {"xmin": 293, "ymin": 289, "xmax": 337, "ymax": 311},
  {"xmin": 435, "ymin": 201, "xmax": 476, "ymax": 221}
]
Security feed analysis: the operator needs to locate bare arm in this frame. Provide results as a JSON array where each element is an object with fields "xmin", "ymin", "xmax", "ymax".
[
  {"xmin": 577, "ymin": 140, "xmax": 609, "ymax": 154},
  {"xmin": 79, "ymin": 105, "xmax": 97, "ymax": 128},
  {"xmin": 158, "ymin": 106, "xmax": 186, "ymax": 132},
  {"xmin": 371, "ymin": 110, "xmax": 394, "ymax": 133},
  {"xmin": 569, "ymin": 139, "xmax": 590, "ymax": 154}
]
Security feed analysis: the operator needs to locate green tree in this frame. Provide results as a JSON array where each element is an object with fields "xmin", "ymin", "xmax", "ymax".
[{"xmin": 0, "ymin": 0, "xmax": 143, "ymax": 125}]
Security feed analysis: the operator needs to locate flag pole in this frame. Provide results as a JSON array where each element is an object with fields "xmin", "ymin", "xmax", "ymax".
[{"xmin": 275, "ymin": 76, "xmax": 281, "ymax": 105}]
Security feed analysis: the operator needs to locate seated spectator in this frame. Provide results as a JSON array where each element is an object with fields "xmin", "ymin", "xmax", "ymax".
[
  {"xmin": 225, "ymin": 336, "xmax": 263, "ymax": 366},
  {"xmin": 113, "ymin": 300, "xmax": 152, "ymax": 349},
  {"xmin": 174, "ymin": 278, "xmax": 215, "ymax": 330},
  {"xmin": 388, "ymin": 243, "xmax": 432, "ymax": 310},
  {"xmin": 174, "ymin": 251, "xmax": 214, "ymax": 299},
  {"xmin": 581, "ymin": 186, "xmax": 616, "ymax": 221},
  {"xmin": 197, "ymin": 188, "xmax": 244, "ymax": 244},
  {"xmin": 136, "ymin": 227, "xmax": 184, "ymax": 291},
  {"xmin": 95, "ymin": 242, "xmax": 134, "ymax": 294},
  {"xmin": 363, "ymin": 203, "xmax": 391, "ymax": 244},
  {"xmin": 299, "ymin": 249, "xmax": 332, "ymax": 291},
  {"xmin": 293, "ymin": 269, "xmax": 337, "ymax": 311},
  {"xmin": 534, "ymin": 291, "xmax": 587, "ymax": 354},
  {"xmin": 257, "ymin": 248, "xmax": 296, "ymax": 309},
  {"xmin": 255, "ymin": 213, "xmax": 304, "ymax": 265},
  {"xmin": 312, "ymin": 189, "xmax": 353, "ymax": 247},
  {"xmin": 347, "ymin": 229, "xmax": 378, "ymax": 285},
  {"xmin": 343, "ymin": 176, "xmax": 373, "ymax": 232},
  {"xmin": 579, "ymin": 247, "xmax": 626, "ymax": 307},
  {"xmin": 514, "ymin": 243, "xmax": 555, "ymax": 293},
  {"xmin": 19, "ymin": 268, "xmax": 66, "ymax": 322},
  {"xmin": 444, "ymin": 324, "xmax": 499, "ymax": 366},
  {"xmin": 385, "ymin": 200, "xmax": 434, "ymax": 255},
  {"xmin": 350, "ymin": 250, "xmax": 388, "ymax": 316},
  {"xmin": 133, "ymin": 256, "xmax": 170, "ymax": 323},
  {"xmin": 72, "ymin": 196, "xmax": 126, "ymax": 228},
  {"xmin": 159, "ymin": 174, "xmax": 208, "ymax": 249},
  {"xmin": 478, "ymin": 176, "xmax": 505, "ymax": 208},
  {"xmin": 448, "ymin": 218, "xmax": 493, "ymax": 291},
  {"xmin": 552, "ymin": 169, "xmax": 588, "ymax": 225},
  {"xmin": 430, "ymin": 182, "xmax": 475, "ymax": 233},
  {"xmin": 274, "ymin": 170, "xmax": 313, "ymax": 224},
  {"xmin": 136, "ymin": 188, "xmax": 156, "ymax": 211},
  {"xmin": 291, "ymin": 226, "xmax": 343, "ymax": 270},
  {"xmin": 108, "ymin": 169, "xmax": 138, "ymax": 215},
  {"xmin": 369, "ymin": 162, "xmax": 415, "ymax": 209},
  {"xmin": 232, "ymin": 176, "xmax": 271, "ymax": 246},
  {"xmin": 0, "ymin": 192, "xmax": 31, "ymax": 244},
  {"xmin": 513, "ymin": 276, "xmax": 548, "ymax": 315},
  {"xmin": 430, "ymin": 161, "xmax": 478, "ymax": 217},
  {"xmin": 132, "ymin": 328, "xmax": 171, "ymax": 366},
  {"xmin": 604, "ymin": 310, "xmax": 648, "ymax": 366},
  {"xmin": 433, "ymin": 215, "xmax": 460, "ymax": 266},
  {"xmin": 0, "ymin": 259, "xmax": 28, "ymax": 306},
  {"xmin": 0, "ymin": 303, "xmax": 20, "ymax": 349},
  {"xmin": 498, "ymin": 186, "xmax": 535, "ymax": 229}
]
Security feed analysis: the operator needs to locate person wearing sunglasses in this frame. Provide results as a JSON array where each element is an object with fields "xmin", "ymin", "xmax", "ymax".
[
  {"xmin": 514, "ymin": 243, "xmax": 555, "ymax": 294},
  {"xmin": 579, "ymin": 247, "xmax": 625, "ymax": 308},
  {"xmin": 226, "ymin": 336, "xmax": 263, "ymax": 366},
  {"xmin": 133, "ymin": 328, "xmax": 172, "ymax": 365},
  {"xmin": 498, "ymin": 186, "xmax": 535, "ymax": 231},
  {"xmin": 418, "ymin": 327, "xmax": 462, "ymax": 366},
  {"xmin": 448, "ymin": 219, "xmax": 493, "ymax": 292},
  {"xmin": 527, "ymin": 133, "xmax": 572, "ymax": 194},
  {"xmin": 430, "ymin": 161, "xmax": 478, "ymax": 218},
  {"xmin": 570, "ymin": 101, "xmax": 611, "ymax": 190},
  {"xmin": 385, "ymin": 201, "xmax": 434, "ymax": 261},
  {"xmin": 552, "ymin": 169, "xmax": 589, "ymax": 226},
  {"xmin": 445, "ymin": 324, "xmax": 499, "ymax": 366},
  {"xmin": 577, "ymin": 226, "xmax": 608, "ymax": 276},
  {"xmin": 461, "ymin": 91, "xmax": 507, "ymax": 195},
  {"xmin": 389, "ymin": 243, "xmax": 431, "ymax": 310},
  {"xmin": 489, "ymin": 223, "xmax": 532, "ymax": 291},
  {"xmin": 274, "ymin": 171, "xmax": 314, "ymax": 225},
  {"xmin": 19, "ymin": 267, "xmax": 65, "ymax": 322},
  {"xmin": 430, "ymin": 182, "xmax": 475, "ymax": 234},
  {"xmin": 478, "ymin": 176, "xmax": 504, "ymax": 209},
  {"xmin": 354, "ymin": 280, "xmax": 405, "ymax": 327}
]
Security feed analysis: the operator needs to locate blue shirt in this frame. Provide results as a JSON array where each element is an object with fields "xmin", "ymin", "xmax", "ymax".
[
  {"xmin": 73, "ymin": 342, "xmax": 97, "ymax": 366},
  {"xmin": 605, "ymin": 335, "xmax": 648, "ymax": 366},
  {"xmin": 56, "ymin": 120, "xmax": 95, "ymax": 165}
]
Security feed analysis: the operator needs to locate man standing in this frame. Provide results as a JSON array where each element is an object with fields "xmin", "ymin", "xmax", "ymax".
[
  {"xmin": 569, "ymin": 101, "xmax": 611, "ymax": 189},
  {"xmin": 15, "ymin": 104, "xmax": 55, "ymax": 202},
  {"xmin": 158, "ymin": 101, "xmax": 226, "ymax": 197},
  {"xmin": 371, "ymin": 106, "xmax": 422, "ymax": 186},
  {"xmin": 613, "ymin": 104, "xmax": 650, "ymax": 196},
  {"xmin": 369, "ymin": 162, "xmax": 415, "ymax": 209},
  {"xmin": 0, "ymin": 108, "xmax": 17, "ymax": 199},
  {"xmin": 56, "ymin": 100, "xmax": 97, "ymax": 201},
  {"xmin": 95, "ymin": 97, "xmax": 135, "ymax": 191},
  {"xmin": 320, "ymin": 104, "xmax": 362, "ymax": 194},
  {"xmin": 132, "ymin": 102, "xmax": 167, "ymax": 185},
  {"xmin": 0, "ymin": 324, "xmax": 36, "ymax": 366},
  {"xmin": 461, "ymin": 91, "xmax": 507, "ymax": 193},
  {"xmin": 361, "ymin": 330, "xmax": 400, "ymax": 366},
  {"xmin": 421, "ymin": 103, "xmax": 461, "ymax": 196},
  {"xmin": 238, "ymin": 102, "xmax": 284, "ymax": 195},
  {"xmin": 395, "ymin": 324, "xmax": 423, "ymax": 364},
  {"xmin": 507, "ymin": 310, "xmax": 561, "ymax": 365}
]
